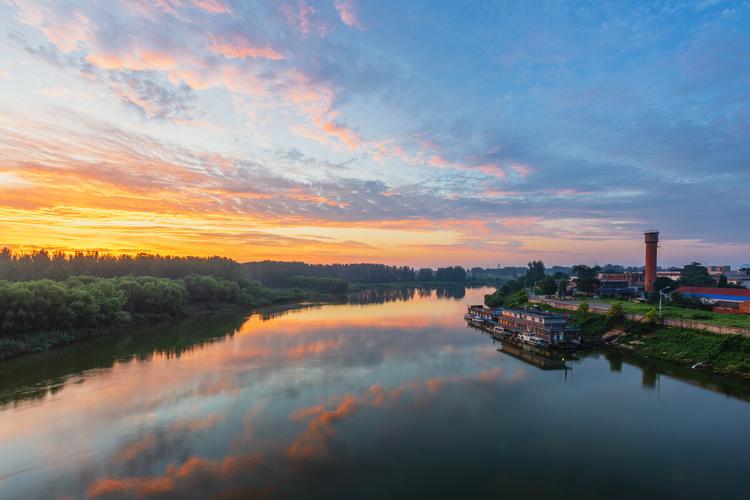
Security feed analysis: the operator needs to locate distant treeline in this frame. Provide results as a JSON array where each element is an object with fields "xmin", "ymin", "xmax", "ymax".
[
  {"xmin": 0, "ymin": 275, "xmax": 278, "ymax": 336},
  {"xmin": 0, "ymin": 249, "xmax": 242, "ymax": 282},
  {"xmin": 242, "ymin": 261, "xmax": 469, "ymax": 287},
  {"xmin": 468, "ymin": 265, "xmax": 573, "ymax": 279}
]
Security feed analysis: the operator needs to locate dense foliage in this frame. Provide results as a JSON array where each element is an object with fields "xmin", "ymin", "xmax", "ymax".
[
  {"xmin": 243, "ymin": 261, "xmax": 416, "ymax": 286},
  {"xmin": 524, "ymin": 260, "xmax": 547, "ymax": 285},
  {"xmin": 0, "ymin": 275, "xmax": 273, "ymax": 335},
  {"xmin": 484, "ymin": 277, "xmax": 528, "ymax": 308},
  {"xmin": 242, "ymin": 261, "xmax": 469, "ymax": 286},
  {"xmin": 536, "ymin": 275, "xmax": 558, "ymax": 295},
  {"xmin": 571, "ymin": 264, "xmax": 601, "ymax": 295},
  {"xmin": 290, "ymin": 276, "xmax": 349, "ymax": 293},
  {"xmin": 678, "ymin": 262, "xmax": 715, "ymax": 287},
  {"xmin": 485, "ymin": 260, "xmax": 570, "ymax": 307},
  {"xmin": 435, "ymin": 266, "xmax": 466, "ymax": 281},
  {"xmin": 0, "ymin": 249, "xmax": 242, "ymax": 281}
]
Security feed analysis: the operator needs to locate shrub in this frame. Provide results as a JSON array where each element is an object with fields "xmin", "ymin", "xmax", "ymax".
[
  {"xmin": 606, "ymin": 302, "xmax": 624, "ymax": 323},
  {"xmin": 643, "ymin": 308, "xmax": 659, "ymax": 326}
]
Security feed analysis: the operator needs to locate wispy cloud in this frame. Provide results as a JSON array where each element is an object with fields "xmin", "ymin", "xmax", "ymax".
[{"xmin": 1, "ymin": 0, "xmax": 748, "ymax": 265}]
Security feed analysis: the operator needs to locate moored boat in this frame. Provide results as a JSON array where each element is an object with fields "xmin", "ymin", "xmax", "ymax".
[{"xmin": 518, "ymin": 332, "xmax": 548, "ymax": 347}]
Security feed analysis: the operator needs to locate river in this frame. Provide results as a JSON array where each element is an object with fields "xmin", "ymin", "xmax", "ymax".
[{"xmin": 1, "ymin": 286, "xmax": 749, "ymax": 499}]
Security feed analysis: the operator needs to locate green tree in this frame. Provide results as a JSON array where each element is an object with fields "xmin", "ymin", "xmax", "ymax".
[
  {"xmin": 653, "ymin": 276, "xmax": 675, "ymax": 291},
  {"xmin": 572, "ymin": 265, "xmax": 601, "ymax": 295},
  {"xmin": 525, "ymin": 260, "xmax": 546, "ymax": 287},
  {"xmin": 536, "ymin": 275, "xmax": 558, "ymax": 295},
  {"xmin": 506, "ymin": 290, "xmax": 529, "ymax": 307},
  {"xmin": 557, "ymin": 277, "xmax": 569, "ymax": 298},
  {"xmin": 417, "ymin": 268, "xmax": 434, "ymax": 281},
  {"xmin": 679, "ymin": 262, "xmax": 714, "ymax": 287}
]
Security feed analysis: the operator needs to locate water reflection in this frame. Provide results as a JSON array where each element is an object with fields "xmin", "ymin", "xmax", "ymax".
[
  {"xmin": 347, "ymin": 285, "xmax": 465, "ymax": 305},
  {"xmin": 1, "ymin": 287, "xmax": 750, "ymax": 499}
]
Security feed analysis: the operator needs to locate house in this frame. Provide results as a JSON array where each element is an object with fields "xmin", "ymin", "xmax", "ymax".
[{"xmin": 496, "ymin": 307, "xmax": 580, "ymax": 344}]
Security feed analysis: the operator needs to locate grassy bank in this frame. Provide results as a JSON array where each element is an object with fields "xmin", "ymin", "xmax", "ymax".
[
  {"xmin": 590, "ymin": 299, "xmax": 750, "ymax": 329},
  {"xmin": 619, "ymin": 329, "xmax": 750, "ymax": 378},
  {"xmin": 538, "ymin": 304, "xmax": 750, "ymax": 378}
]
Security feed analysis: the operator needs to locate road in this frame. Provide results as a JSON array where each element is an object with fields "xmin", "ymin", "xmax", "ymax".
[{"xmin": 529, "ymin": 295, "xmax": 613, "ymax": 312}]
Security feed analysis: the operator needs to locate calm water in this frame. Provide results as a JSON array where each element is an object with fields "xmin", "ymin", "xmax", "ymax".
[{"xmin": 1, "ymin": 287, "xmax": 750, "ymax": 499}]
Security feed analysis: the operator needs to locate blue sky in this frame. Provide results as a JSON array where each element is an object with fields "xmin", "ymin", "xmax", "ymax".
[{"xmin": 0, "ymin": 0, "xmax": 748, "ymax": 266}]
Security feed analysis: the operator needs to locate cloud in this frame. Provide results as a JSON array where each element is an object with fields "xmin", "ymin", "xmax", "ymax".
[
  {"xmin": 3, "ymin": 0, "xmax": 749, "ymax": 264},
  {"xmin": 209, "ymin": 34, "xmax": 285, "ymax": 60},
  {"xmin": 281, "ymin": 0, "xmax": 328, "ymax": 36},
  {"xmin": 109, "ymin": 73, "xmax": 196, "ymax": 120},
  {"xmin": 334, "ymin": 0, "xmax": 365, "ymax": 30},
  {"xmin": 193, "ymin": 0, "xmax": 231, "ymax": 14}
]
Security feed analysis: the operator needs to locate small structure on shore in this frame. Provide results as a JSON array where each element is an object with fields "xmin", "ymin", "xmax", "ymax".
[{"xmin": 466, "ymin": 305, "xmax": 581, "ymax": 348}]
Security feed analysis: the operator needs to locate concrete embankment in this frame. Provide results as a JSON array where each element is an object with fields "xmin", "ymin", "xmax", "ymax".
[{"xmin": 530, "ymin": 297, "xmax": 750, "ymax": 338}]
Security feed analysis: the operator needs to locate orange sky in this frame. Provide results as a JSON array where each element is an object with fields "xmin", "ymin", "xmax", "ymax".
[{"xmin": 1, "ymin": 0, "xmax": 747, "ymax": 267}]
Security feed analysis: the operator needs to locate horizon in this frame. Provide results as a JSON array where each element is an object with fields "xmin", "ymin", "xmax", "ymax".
[{"xmin": 1, "ymin": 1, "xmax": 749, "ymax": 267}]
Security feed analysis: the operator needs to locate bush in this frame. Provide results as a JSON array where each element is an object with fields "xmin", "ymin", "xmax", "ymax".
[
  {"xmin": 643, "ymin": 308, "xmax": 659, "ymax": 326},
  {"xmin": 577, "ymin": 302, "xmax": 590, "ymax": 315},
  {"xmin": 605, "ymin": 303, "xmax": 624, "ymax": 323}
]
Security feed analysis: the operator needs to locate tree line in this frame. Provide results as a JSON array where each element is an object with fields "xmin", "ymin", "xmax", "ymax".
[
  {"xmin": 242, "ymin": 261, "xmax": 468, "ymax": 287},
  {"xmin": 0, "ymin": 249, "xmax": 242, "ymax": 282},
  {"xmin": 0, "ymin": 275, "xmax": 275, "ymax": 335}
]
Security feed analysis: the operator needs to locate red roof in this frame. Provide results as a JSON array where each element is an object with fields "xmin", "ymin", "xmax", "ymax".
[{"xmin": 676, "ymin": 286, "xmax": 750, "ymax": 297}]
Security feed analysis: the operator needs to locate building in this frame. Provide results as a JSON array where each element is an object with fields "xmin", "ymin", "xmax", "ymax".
[
  {"xmin": 644, "ymin": 231, "xmax": 659, "ymax": 292},
  {"xmin": 466, "ymin": 305, "xmax": 580, "ymax": 345},
  {"xmin": 724, "ymin": 271, "xmax": 750, "ymax": 289},
  {"xmin": 707, "ymin": 265, "xmax": 731, "ymax": 276},
  {"xmin": 656, "ymin": 270, "xmax": 682, "ymax": 280},
  {"xmin": 496, "ymin": 308, "xmax": 580, "ymax": 344},
  {"xmin": 674, "ymin": 286, "xmax": 750, "ymax": 314},
  {"xmin": 597, "ymin": 272, "xmax": 642, "ymax": 298}
]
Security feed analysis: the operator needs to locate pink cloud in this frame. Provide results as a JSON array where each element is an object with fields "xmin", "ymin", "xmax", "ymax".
[
  {"xmin": 334, "ymin": 0, "xmax": 365, "ymax": 30},
  {"xmin": 193, "ymin": 0, "xmax": 230, "ymax": 14},
  {"xmin": 12, "ymin": 1, "xmax": 92, "ymax": 52},
  {"xmin": 281, "ymin": 1, "xmax": 328, "ymax": 36},
  {"xmin": 87, "ymin": 48, "xmax": 179, "ymax": 71},
  {"xmin": 313, "ymin": 116, "xmax": 362, "ymax": 150},
  {"xmin": 510, "ymin": 162, "xmax": 533, "ymax": 177},
  {"xmin": 428, "ymin": 155, "xmax": 449, "ymax": 167},
  {"xmin": 474, "ymin": 163, "xmax": 506, "ymax": 177},
  {"xmin": 208, "ymin": 35, "xmax": 285, "ymax": 60}
]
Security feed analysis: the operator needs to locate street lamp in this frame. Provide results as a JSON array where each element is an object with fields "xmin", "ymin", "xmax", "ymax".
[{"xmin": 658, "ymin": 286, "xmax": 672, "ymax": 319}]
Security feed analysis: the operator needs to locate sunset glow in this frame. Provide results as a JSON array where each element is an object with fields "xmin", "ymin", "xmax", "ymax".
[{"xmin": 1, "ymin": 1, "xmax": 748, "ymax": 266}]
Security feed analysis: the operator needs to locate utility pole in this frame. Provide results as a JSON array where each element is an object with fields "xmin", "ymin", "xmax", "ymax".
[{"xmin": 659, "ymin": 286, "xmax": 672, "ymax": 319}]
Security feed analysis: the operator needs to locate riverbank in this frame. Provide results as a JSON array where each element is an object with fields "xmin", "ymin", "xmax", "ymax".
[
  {"xmin": 531, "ymin": 296, "xmax": 750, "ymax": 331},
  {"xmin": 560, "ymin": 308, "xmax": 750, "ymax": 379},
  {"xmin": 0, "ymin": 288, "xmax": 327, "ymax": 362}
]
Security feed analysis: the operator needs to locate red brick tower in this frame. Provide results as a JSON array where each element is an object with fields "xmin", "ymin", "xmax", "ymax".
[{"xmin": 644, "ymin": 231, "xmax": 659, "ymax": 292}]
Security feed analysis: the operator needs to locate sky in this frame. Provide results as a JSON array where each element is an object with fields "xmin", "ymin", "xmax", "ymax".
[{"xmin": 0, "ymin": 0, "xmax": 748, "ymax": 267}]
